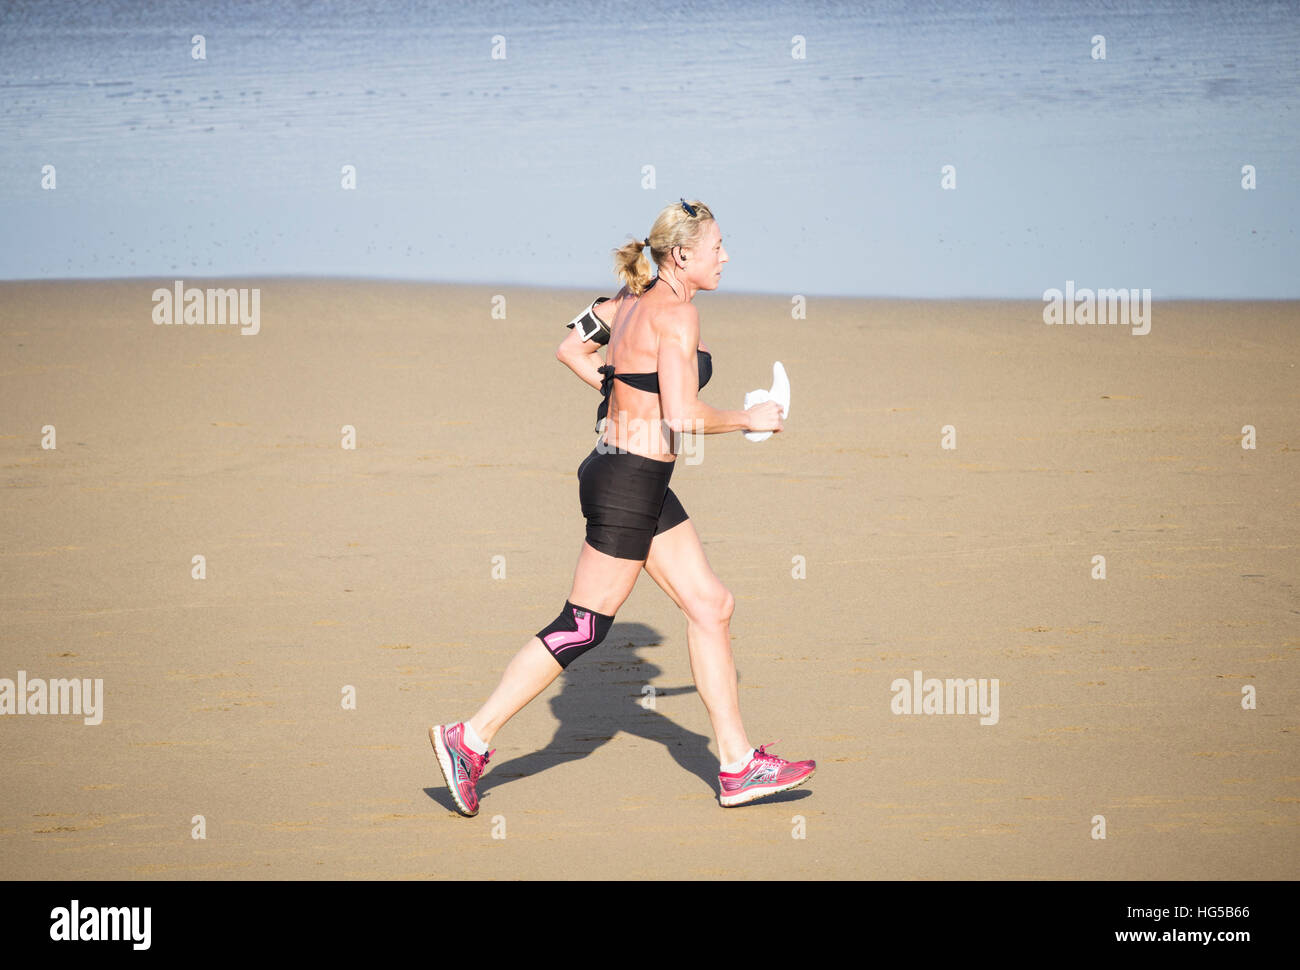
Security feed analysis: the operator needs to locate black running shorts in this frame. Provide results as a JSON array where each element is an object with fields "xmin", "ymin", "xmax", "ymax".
[{"xmin": 576, "ymin": 445, "xmax": 689, "ymax": 561}]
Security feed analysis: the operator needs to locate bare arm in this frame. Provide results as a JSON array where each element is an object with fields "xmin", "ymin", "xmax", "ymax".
[
  {"xmin": 555, "ymin": 294, "xmax": 622, "ymax": 390},
  {"xmin": 657, "ymin": 304, "xmax": 752, "ymax": 435},
  {"xmin": 555, "ymin": 324, "xmax": 605, "ymax": 390}
]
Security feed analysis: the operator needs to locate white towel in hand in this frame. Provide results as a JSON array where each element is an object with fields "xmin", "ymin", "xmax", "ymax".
[{"xmin": 743, "ymin": 361, "xmax": 791, "ymax": 442}]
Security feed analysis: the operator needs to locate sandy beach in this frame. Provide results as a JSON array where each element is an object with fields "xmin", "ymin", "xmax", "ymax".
[{"xmin": 0, "ymin": 278, "xmax": 1296, "ymax": 879}]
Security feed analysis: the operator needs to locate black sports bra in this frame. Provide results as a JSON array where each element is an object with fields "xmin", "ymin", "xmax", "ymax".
[
  {"xmin": 607, "ymin": 347, "xmax": 713, "ymax": 394},
  {"xmin": 595, "ymin": 350, "xmax": 712, "ymax": 431}
]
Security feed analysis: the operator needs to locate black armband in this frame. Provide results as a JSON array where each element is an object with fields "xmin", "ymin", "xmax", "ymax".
[{"xmin": 565, "ymin": 297, "xmax": 612, "ymax": 345}]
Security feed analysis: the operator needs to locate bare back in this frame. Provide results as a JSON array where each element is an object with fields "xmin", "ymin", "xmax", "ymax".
[{"xmin": 599, "ymin": 279, "xmax": 709, "ymax": 462}]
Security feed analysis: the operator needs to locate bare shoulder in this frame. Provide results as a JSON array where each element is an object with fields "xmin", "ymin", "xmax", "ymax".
[
  {"xmin": 592, "ymin": 284, "xmax": 632, "ymax": 326},
  {"xmin": 657, "ymin": 301, "xmax": 700, "ymax": 347}
]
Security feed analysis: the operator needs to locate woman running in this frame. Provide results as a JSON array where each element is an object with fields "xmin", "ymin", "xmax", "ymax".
[{"xmin": 430, "ymin": 199, "xmax": 815, "ymax": 815}]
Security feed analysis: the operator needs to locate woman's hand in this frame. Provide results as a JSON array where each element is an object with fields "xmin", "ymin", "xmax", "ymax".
[{"xmin": 744, "ymin": 400, "xmax": 785, "ymax": 433}]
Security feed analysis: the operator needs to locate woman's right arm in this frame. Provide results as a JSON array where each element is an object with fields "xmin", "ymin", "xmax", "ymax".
[
  {"xmin": 556, "ymin": 325, "xmax": 606, "ymax": 391},
  {"xmin": 555, "ymin": 292, "xmax": 624, "ymax": 391}
]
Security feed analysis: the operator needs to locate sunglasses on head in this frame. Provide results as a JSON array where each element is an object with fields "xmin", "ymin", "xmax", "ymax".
[{"xmin": 679, "ymin": 198, "xmax": 697, "ymax": 217}]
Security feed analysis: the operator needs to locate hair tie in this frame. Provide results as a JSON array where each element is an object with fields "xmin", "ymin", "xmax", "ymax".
[{"xmin": 643, "ymin": 237, "xmax": 650, "ymax": 248}]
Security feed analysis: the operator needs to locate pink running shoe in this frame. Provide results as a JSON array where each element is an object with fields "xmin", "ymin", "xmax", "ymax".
[
  {"xmin": 429, "ymin": 723, "xmax": 494, "ymax": 817},
  {"xmin": 717, "ymin": 740, "xmax": 816, "ymax": 807}
]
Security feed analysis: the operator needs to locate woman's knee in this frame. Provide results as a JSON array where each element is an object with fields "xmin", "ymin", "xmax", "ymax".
[
  {"xmin": 686, "ymin": 582, "xmax": 734, "ymax": 627},
  {"xmin": 720, "ymin": 586, "xmax": 735, "ymax": 622}
]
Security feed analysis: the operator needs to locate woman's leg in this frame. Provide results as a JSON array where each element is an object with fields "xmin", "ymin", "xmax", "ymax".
[
  {"xmin": 642, "ymin": 518, "xmax": 751, "ymax": 767},
  {"xmin": 467, "ymin": 539, "xmax": 644, "ymax": 744}
]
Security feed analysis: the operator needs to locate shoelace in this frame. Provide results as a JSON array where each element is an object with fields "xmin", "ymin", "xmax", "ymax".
[
  {"xmin": 469, "ymin": 748, "xmax": 495, "ymax": 782},
  {"xmin": 753, "ymin": 740, "xmax": 785, "ymax": 763}
]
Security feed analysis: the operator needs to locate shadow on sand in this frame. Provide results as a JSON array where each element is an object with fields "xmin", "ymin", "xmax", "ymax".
[{"xmin": 424, "ymin": 621, "xmax": 812, "ymax": 813}]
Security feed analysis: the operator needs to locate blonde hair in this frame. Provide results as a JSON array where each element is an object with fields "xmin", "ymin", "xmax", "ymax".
[{"xmin": 611, "ymin": 199, "xmax": 716, "ymax": 295}]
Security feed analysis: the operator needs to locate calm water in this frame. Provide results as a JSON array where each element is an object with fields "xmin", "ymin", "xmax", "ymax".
[{"xmin": 1, "ymin": 0, "xmax": 1296, "ymax": 296}]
